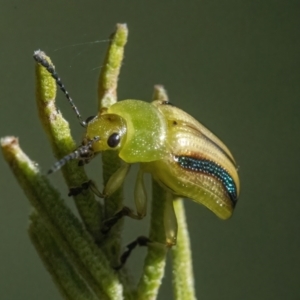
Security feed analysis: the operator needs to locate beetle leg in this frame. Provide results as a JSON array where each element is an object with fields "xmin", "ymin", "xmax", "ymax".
[
  {"xmin": 70, "ymin": 164, "xmax": 144, "ymax": 211},
  {"xmin": 88, "ymin": 180, "xmax": 104, "ymax": 198},
  {"xmin": 134, "ymin": 168, "xmax": 147, "ymax": 218},
  {"xmin": 103, "ymin": 163, "xmax": 131, "ymax": 197},
  {"xmin": 114, "ymin": 236, "xmax": 167, "ymax": 270},
  {"xmin": 101, "ymin": 206, "xmax": 133, "ymax": 234},
  {"xmin": 68, "ymin": 179, "xmax": 103, "ymax": 197},
  {"xmin": 102, "ymin": 168, "xmax": 147, "ymax": 234},
  {"xmin": 164, "ymin": 192, "xmax": 178, "ymax": 247},
  {"xmin": 114, "ymin": 236, "xmax": 150, "ymax": 270},
  {"xmin": 72, "ymin": 163, "xmax": 130, "ymax": 199},
  {"xmin": 68, "ymin": 181, "xmax": 90, "ymax": 196}
]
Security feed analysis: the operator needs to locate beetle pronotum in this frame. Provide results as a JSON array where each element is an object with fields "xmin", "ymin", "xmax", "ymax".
[{"xmin": 33, "ymin": 50, "xmax": 240, "ymax": 249}]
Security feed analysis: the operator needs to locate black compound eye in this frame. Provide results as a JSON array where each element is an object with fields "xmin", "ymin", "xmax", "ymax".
[
  {"xmin": 85, "ymin": 115, "xmax": 95, "ymax": 124},
  {"xmin": 107, "ymin": 133, "xmax": 120, "ymax": 148}
]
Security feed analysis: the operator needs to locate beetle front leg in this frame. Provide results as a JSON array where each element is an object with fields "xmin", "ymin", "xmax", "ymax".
[
  {"xmin": 134, "ymin": 168, "xmax": 147, "ymax": 218},
  {"xmin": 164, "ymin": 192, "xmax": 178, "ymax": 247},
  {"xmin": 114, "ymin": 236, "xmax": 150, "ymax": 270},
  {"xmin": 115, "ymin": 235, "xmax": 170, "ymax": 269},
  {"xmin": 68, "ymin": 179, "xmax": 103, "ymax": 197},
  {"xmin": 67, "ymin": 179, "xmax": 103, "ymax": 199},
  {"xmin": 117, "ymin": 168, "xmax": 148, "ymax": 219},
  {"xmin": 70, "ymin": 163, "xmax": 131, "ymax": 198},
  {"xmin": 101, "ymin": 206, "xmax": 134, "ymax": 234},
  {"xmin": 102, "ymin": 167, "xmax": 147, "ymax": 234},
  {"xmin": 103, "ymin": 163, "xmax": 131, "ymax": 197}
]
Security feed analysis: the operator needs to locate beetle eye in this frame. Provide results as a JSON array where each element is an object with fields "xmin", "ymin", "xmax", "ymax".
[
  {"xmin": 85, "ymin": 116, "xmax": 95, "ymax": 124},
  {"xmin": 107, "ymin": 133, "xmax": 120, "ymax": 148}
]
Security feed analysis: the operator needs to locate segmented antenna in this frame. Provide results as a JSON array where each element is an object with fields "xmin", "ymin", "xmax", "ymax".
[
  {"xmin": 33, "ymin": 50, "xmax": 87, "ymax": 127},
  {"xmin": 47, "ymin": 137, "xmax": 100, "ymax": 174}
]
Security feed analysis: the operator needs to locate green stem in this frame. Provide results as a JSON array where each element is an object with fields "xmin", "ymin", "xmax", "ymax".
[
  {"xmin": 29, "ymin": 213, "xmax": 98, "ymax": 300},
  {"xmin": 172, "ymin": 199, "xmax": 196, "ymax": 300},
  {"xmin": 98, "ymin": 23, "xmax": 128, "ymax": 109},
  {"xmin": 152, "ymin": 85, "xmax": 169, "ymax": 101},
  {"xmin": 136, "ymin": 179, "xmax": 168, "ymax": 300},
  {"xmin": 35, "ymin": 53, "xmax": 103, "ymax": 241},
  {"xmin": 1, "ymin": 137, "xmax": 122, "ymax": 300},
  {"xmin": 97, "ymin": 23, "xmax": 134, "ymax": 299},
  {"xmin": 96, "ymin": 23, "xmax": 125, "ymax": 259}
]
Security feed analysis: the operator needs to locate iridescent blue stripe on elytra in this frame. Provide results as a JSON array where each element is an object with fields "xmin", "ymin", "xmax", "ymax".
[{"xmin": 175, "ymin": 156, "xmax": 237, "ymax": 205}]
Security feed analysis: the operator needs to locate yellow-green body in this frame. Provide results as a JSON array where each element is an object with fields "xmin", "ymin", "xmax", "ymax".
[
  {"xmin": 86, "ymin": 99, "xmax": 240, "ymax": 221},
  {"xmin": 33, "ymin": 48, "xmax": 240, "ymax": 247}
]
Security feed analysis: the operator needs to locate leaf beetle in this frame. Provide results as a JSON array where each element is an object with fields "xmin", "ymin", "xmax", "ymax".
[{"xmin": 33, "ymin": 50, "xmax": 240, "ymax": 247}]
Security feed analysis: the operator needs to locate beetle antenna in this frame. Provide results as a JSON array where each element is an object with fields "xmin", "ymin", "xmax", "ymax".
[
  {"xmin": 33, "ymin": 50, "xmax": 87, "ymax": 127},
  {"xmin": 47, "ymin": 136, "xmax": 99, "ymax": 174}
]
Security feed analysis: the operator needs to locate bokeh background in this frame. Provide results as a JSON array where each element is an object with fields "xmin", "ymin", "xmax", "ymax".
[{"xmin": 0, "ymin": 1, "xmax": 299, "ymax": 299}]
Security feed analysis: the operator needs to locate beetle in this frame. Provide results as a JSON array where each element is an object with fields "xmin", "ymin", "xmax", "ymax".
[{"xmin": 33, "ymin": 50, "xmax": 240, "ymax": 247}]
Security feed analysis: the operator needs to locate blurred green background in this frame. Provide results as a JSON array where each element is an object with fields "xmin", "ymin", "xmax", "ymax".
[{"xmin": 0, "ymin": 1, "xmax": 299, "ymax": 299}]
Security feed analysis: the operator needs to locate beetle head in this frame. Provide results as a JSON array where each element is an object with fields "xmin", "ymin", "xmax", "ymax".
[{"xmin": 85, "ymin": 113, "xmax": 127, "ymax": 153}]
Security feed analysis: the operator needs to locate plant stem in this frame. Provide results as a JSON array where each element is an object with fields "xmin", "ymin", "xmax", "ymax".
[{"xmin": 172, "ymin": 199, "xmax": 196, "ymax": 300}]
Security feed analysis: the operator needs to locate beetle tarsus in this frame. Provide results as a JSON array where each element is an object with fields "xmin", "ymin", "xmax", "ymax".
[
  {"xmin": 68, "ymin": 179, "xmax": 104, "ymax": 198},
  {"xmin": 88, "ymin": 180, "xmax": 105, "ymax": 198},
  {"xmin": 114, "ymin": 236, "xmax": 150, "ymax": 270},
  {"xmin": 68, "ymin": 180, "xmax": 92, "ymax": 196},
  {"xmin": 101, "ymin": 206, "xmax": 133, "ymax": 234}
]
